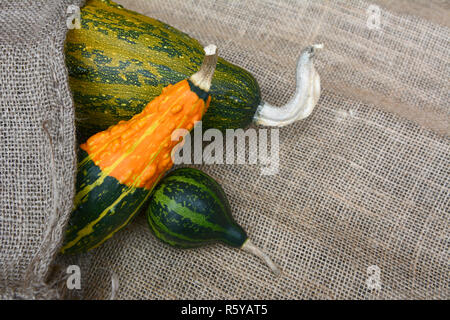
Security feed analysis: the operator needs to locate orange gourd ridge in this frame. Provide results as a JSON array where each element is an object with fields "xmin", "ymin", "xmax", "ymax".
[
  {"xmin": 82, "ymin": 80, "xmax": 211, "ymax": 190},
  {"xmin": 61, "ymin": 45, "xmax": 218, "ymax": 255}
]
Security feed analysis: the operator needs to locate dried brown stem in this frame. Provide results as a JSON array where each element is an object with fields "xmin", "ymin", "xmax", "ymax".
[
  {"xmin": 241, "ymin": 239, "xmax": 281, "ymax": 276},
  {"xmin": 189, "ymin": 44, "xmax": 218, "ymax": 92}
]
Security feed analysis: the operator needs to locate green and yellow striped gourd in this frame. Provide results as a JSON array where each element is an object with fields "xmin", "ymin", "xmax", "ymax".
[{"xmin": 66, "ymin": 0, "xmax": 322, "ymax": 140}]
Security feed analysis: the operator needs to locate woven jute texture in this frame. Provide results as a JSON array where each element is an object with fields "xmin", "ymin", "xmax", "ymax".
[
  {"xmin": 54, "ymin": 0, "xmax": 449, "ymax": 299},
  {"xmin": 1, "ymin": 0, "xmax": 448, "ymax": 300},
  {"xmin": 0, "ymin": 0, "xmax": 83, "ymax": 299}
]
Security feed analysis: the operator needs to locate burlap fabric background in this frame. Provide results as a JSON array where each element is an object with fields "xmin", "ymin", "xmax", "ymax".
[
  {"xmin": 1, "ymin": 0, "xmax": 449, "ymax": 299},
  {"xmin": 0, "ymin": 0, "xmax": 83, "ymax": 299}
]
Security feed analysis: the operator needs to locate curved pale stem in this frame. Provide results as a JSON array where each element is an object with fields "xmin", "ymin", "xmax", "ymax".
[
  {"xmin": 241, "ymin": 239, "xmax": 281, "ymax": 276},
  {"xmin": 254, "ymin": 44, "xmax": 323, "ymax": 127}
]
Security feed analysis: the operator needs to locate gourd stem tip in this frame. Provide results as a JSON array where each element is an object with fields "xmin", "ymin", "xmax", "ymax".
[
  {"xmin": 204, "ymin": 44, "xmax": 217, "ymax": 56},
  {"xmin": 242, "ymin": 239, "xmax": 281, "ymax": 276},
  {"xmin": 313, "ymin": 43, "xmax": 324, "ymax": 50},
  {"xmin": 253, "ymin": 44, "xmax": 322, "ymax": 127}
]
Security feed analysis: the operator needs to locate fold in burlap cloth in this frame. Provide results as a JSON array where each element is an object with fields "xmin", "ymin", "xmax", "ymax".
[
  {"xmin": 0, "ymin": 0, "xmax": 84, "ymax": 299},
  {"xmin": 1, "ymin": 0, "xmax": 449, "ymax": 299}
]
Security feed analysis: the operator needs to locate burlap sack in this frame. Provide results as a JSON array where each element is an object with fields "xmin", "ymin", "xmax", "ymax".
[
  {"xmin": 0, "ymin": 0, "xmax": 84, "ymax": 299},
  {"xmin": 1, "ymin": 0, "xmax": 448, "ymax": 299}
]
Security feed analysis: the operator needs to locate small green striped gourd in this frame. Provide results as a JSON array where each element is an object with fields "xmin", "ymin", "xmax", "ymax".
[{"xmin": 146, "ymin": 167, "xmax": 281, "ymax": 275}]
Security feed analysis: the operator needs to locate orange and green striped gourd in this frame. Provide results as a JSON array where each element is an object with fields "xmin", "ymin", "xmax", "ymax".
[{"xmin": 61, "ymin": 45, "xmax": 218, "ymax": 254}]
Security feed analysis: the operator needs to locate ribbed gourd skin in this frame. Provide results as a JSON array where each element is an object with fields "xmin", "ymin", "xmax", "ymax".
[
  {"xmin": 65, "ymin": 0, "xmax": 261, "ymax": 140},
  {"xmin": 61, "ymin": 149, "xmax": 152, "ymax": 254},
  {"xmin": 146, "ymin": 168, "xmax": 248, "ymax": 249}
]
